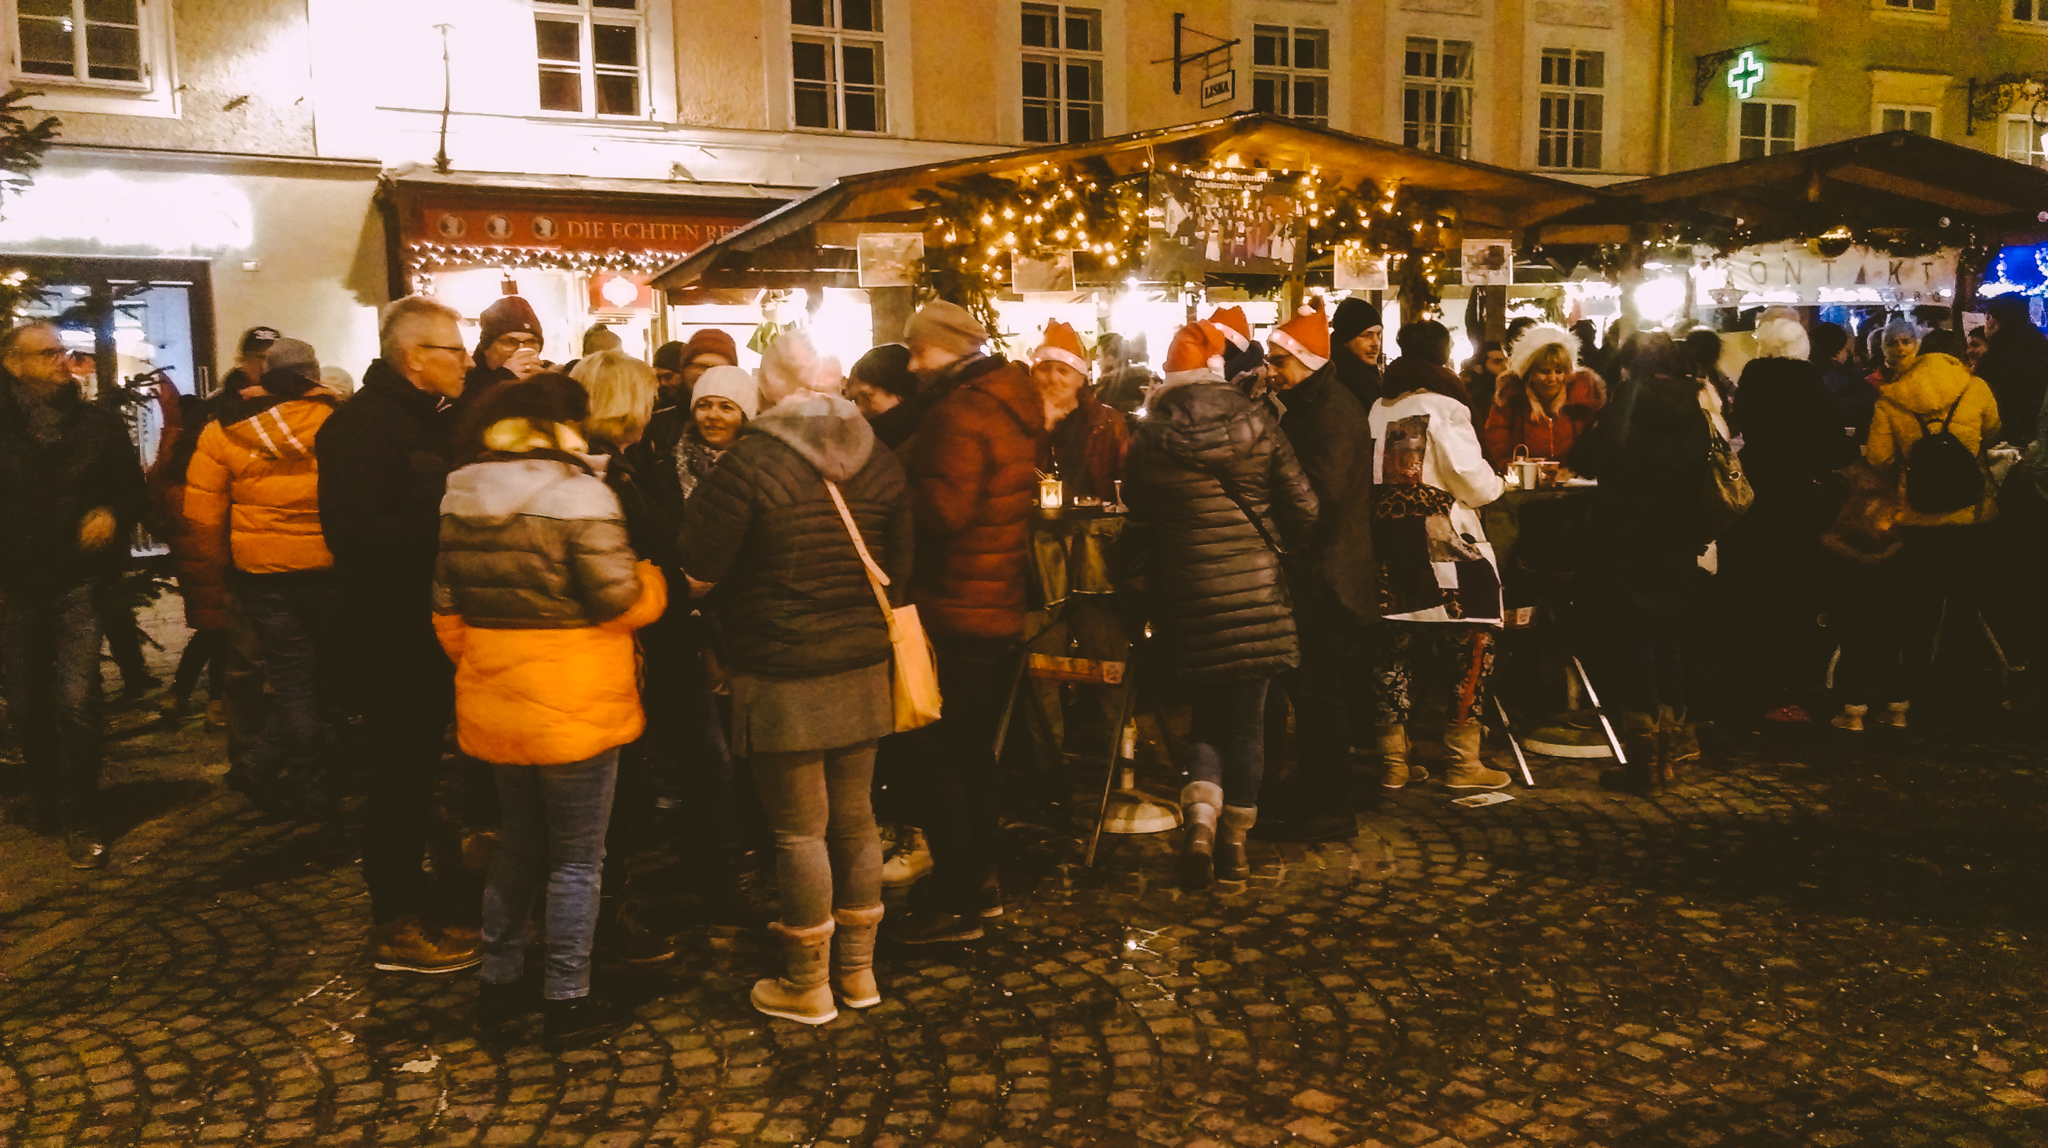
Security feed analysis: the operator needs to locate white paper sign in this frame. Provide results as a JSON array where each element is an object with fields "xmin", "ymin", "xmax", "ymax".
[
  {"xmin": 1334, "ymin": 247, "xmax": 1389, "ymax": 291},
  {"xmin": 857, "ymin": 233, "xmax": 925, "ymax": 288}
]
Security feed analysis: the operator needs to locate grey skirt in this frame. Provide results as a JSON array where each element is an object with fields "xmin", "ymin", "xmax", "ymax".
[{"xmin": 727, "ymin": 660, "xmax": 894, "ymax": 756}]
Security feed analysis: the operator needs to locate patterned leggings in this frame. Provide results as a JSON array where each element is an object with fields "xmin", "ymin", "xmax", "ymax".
[{"xmin": 1372, "ymin": 621, "xmax": 1497, "ymax": 728}]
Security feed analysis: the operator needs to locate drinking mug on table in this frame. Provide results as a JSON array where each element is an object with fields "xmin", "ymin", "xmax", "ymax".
[{"xmin": 1511, "ymin": 446, "xmax": 1542, "ymax": 491}]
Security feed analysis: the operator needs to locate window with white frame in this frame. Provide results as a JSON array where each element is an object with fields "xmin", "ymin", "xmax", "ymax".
[
  {"xmin": 1403, "ymin": 37, "xmax": 1473, "ymax": 158},
  {"xmin": 2003, "ymin": 117, "xmax": 2048, "ymax": 167},
  {"xmin": 1251, "ymin": 25, "xmax": 1329, "ymax": 125},
  {"xmin": 13, "ymin": 0, "xmax": 145, "ymax": 86},
  {"xmin": 1877, "ymin": 104, "xmax": 1934, "ymax": 135},
  {"xmin": 1537, "ymin": 48, "xmax": 1603, "ymax": 170},
  {"xmin": 2014, "ymin": 0, "xmax": 2048, "ymax": 20},
  {"xmin": 534, "ymin": 0, "xmax": 645, "ymax": 117},
  {"xmin": 1737, "ymin": 99, "xmax": 1798, "ymax": 158},
  {"xmin": 1021, "ymin": 4, "xmax": 1101, "ymax": 144},
  {"xmin": 791, "ymin": 0, "xmax": 886, "ymax": 133}
]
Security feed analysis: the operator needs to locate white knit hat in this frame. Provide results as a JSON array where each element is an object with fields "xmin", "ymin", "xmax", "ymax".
[
  {"xmin": 1506, "ymin": 322, "xmax": 1578, "ymax": 379},
  {"xmin": 691, "ymin": 364, "xmax": 759, "ymax": 420},
  {"xmin": 1755, "ymin": 317, "xmax": 1810, "ymax": 361}
]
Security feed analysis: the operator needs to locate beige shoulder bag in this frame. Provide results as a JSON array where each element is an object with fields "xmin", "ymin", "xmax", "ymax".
[{"xmin": 825, "ymin": 481, "xmax": 942, "ymax": 732}]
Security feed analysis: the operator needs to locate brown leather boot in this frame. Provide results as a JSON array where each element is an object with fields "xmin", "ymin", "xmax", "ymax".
[
  {"xmin": 1179, "ymin": 781, "xmax": 1222, "ymax": 888},
  {"xmin": 1214, "ymin": 805, "xmax": 1257, "ymax": 881}
]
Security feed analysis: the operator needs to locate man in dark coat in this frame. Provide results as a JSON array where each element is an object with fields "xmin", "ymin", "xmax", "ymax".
[
  {"xmin": 1331, "ymin": 296, "xmax": 1384, "ymax": 409},
  {"xmin": 1979, "ymin": 297, "xmax": 2048, "ymax": 450},
  {"xmin": 0, "ymin": 321, "xmax": 148, "ymax": 867},
  {"xmin": 1262, "ymin": 304, "xmax": 1377, "ymax": 842},
  {"xmin": 316, "ymin": 296, "xmax": 480, "ymax": 975},
  {"xmin": 460, "ymin": 295, "xmax": 544, "ymax": 422},
  {"xmin": 893, "ymin": 300, "xmax": 1047, "ymax": 944}
]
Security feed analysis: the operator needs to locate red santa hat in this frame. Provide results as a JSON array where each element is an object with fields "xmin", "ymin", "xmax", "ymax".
[
  {"xmin": 1030, "ymin": 320, "xmax": 1093, "ymax": 376},
  {"xmin": 1268, "ymin": 297, "xmax": 1331, "ymax": 371},
  {"xmin": 1159, "ymin": 321, "xmax": 1228, "ymax": 391},
  {"xmin": 1205, "ymin": 306, "xmax": 1253, "ymax": 351}
]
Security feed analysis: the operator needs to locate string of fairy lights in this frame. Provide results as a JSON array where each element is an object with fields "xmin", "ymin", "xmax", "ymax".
[{"xmin": 910, "ymin": 158, "xmax": 1462, "ymax": 332}]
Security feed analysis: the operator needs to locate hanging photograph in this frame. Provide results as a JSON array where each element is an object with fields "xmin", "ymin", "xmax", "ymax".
[
  {"xmin": 1334, "ymin": 247, "xmax": 1389, "ymax": 292},
  {"xmin": 857, "ymin": 233, "xmax": 926, "ymax": 288},
  {"xmin": 1147, "ymin": 169, "xmax": 1305, "ymax": 277},
  {"xmin": 1012, "ymin": 250, "xmax": 1077, "ymax": 294},
  {"xmin": 1461, "ymin": 239, "xmax": 1513, "ymax": 286}
]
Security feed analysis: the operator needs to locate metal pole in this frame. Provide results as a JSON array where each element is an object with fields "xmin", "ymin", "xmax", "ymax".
[
  {"xmin": 1173, "ymin": 13, "xmax": 1183, "ymax": 94},
  {"xmin": 433, "ymin": 24, "xmax": 455, "ymax": 175}
]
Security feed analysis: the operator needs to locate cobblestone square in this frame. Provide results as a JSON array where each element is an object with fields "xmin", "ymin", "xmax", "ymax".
[{"xmin": 4, "ymin": 656, "xmax": 2047, "ymax": 1147}]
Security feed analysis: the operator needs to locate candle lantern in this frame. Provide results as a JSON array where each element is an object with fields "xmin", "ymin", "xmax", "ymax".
[{"xmin": 1038, "ymin": 473, "xmax": 1064, "ymax": 510}]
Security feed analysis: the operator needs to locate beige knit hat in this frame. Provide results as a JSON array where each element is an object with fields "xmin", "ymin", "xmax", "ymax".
[{"xmin": 902, "ymin": 300, "xmax": 988, "ymax": 356}]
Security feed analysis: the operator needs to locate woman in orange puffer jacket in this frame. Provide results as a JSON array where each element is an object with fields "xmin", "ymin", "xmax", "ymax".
[{"xmin": 433, "ymin": 374, "xmax": 665, "ymax": 1052}]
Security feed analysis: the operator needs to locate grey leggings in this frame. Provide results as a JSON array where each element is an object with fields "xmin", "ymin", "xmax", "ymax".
[{"xmin": 750, "ymin": 740, "xmax": 883, "ymax": 928}]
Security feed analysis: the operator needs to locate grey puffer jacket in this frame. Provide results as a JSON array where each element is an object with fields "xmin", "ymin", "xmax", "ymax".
[
  {"xmin": 1124, "ymin": 379, "xmax": 1319, "ymax": 682},
  {"xmin": 681, "ymin": 394, "xmax": 912, "ymax": 680},
  {"xmin": 435, "ymin": 452, "xmax": 646, "ymax": 629}
]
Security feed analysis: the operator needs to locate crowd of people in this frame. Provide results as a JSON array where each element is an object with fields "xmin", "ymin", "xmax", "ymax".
[{"xmin": 3, "ymin": 280, "xmax": 2044, "ymax": 1051}]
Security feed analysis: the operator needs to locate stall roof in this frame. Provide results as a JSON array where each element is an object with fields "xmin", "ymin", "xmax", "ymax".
[
  {"xmin": 651, "ymin": 112, "xmax": 1602, "ymax": 290},
  {"xmin": 1532, "ymin": 131, "xmax": 2048, "ymax": 245}
]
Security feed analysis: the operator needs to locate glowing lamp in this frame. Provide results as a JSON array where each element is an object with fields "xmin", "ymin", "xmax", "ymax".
[{"xmin": 1038, "ymin": 473, "xmax": 1064, "ymax": 510}]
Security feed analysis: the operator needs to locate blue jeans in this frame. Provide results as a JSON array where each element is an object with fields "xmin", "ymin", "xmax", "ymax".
[
  {"xmin": 0, "ymin": 582, "xmax": 103, "ymax": 826},
  {"xmin": 231, "ymin": 573, "xmax": 334, "ymax": 807},
  {"xmin": 1179, "ymin": 677, "xmax": 1271, "ymax": 807},
  {"xmin": 481, "ymin": 750, "xmax": 619, "ymax": 1000}
]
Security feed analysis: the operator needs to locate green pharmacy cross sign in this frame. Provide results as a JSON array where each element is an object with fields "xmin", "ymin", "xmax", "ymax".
[{"xmin": 1727, "ymin": 51, "xmax": 1765, "ymax": 101}]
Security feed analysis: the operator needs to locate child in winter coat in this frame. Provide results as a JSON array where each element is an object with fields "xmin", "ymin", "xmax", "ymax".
[{"xmin": 432, "ymin": 374, "xmax": 666, "ymax": 1051}]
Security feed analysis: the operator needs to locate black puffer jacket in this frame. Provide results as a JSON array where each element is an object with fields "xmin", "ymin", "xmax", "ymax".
[
  {"xmin": 680, "ymin": 394, "xmax": 912, "ymax": 679},
  {"xmin": 0, "ymin": 372, "xmax": 149, "ymax": 598},
  {"xmin": 1124, "ymin": 379, "xmax": 1319, "ymax": 682}
]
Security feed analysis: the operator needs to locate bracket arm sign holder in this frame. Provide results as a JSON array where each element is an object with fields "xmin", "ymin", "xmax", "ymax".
[
  {"xmin": 1692, "ymin": 41, "xmax": 1766, "ymax": 106},
  {"xmin": 1154, "ymin": 13, "xmax": 1241, "ymax": 98}
]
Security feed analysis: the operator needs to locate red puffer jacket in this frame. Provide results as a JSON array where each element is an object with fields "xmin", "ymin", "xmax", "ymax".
[{"xmin": 908, "ymin": 356, "xmax": 1047, "ymax": 639}]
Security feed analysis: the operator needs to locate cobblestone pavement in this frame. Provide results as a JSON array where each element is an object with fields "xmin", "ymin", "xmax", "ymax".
[{"xmin": 4, "ymin": 674, "xmax": 2048, "ymax": 1146}]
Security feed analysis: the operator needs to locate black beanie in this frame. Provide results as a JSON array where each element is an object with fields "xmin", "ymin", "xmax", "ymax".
[
  {"xmin": 851, "ymin": 343, "xmax": 919, "ymax": 399},
  {"xmin": 1332, "ymin": 296, "xmax": 1383, "ymax": 345}
]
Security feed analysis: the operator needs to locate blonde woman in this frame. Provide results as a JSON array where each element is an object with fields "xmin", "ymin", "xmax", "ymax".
[
  {"xmin": 436, "ymin": 373, "xmax": 666, "ymax": 1050},
  {"xmin": 1485, "ymin": 323, "xmax": 1606, "ymax": 465}
]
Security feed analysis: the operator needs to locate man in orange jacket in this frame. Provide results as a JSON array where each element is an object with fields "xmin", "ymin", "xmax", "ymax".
[{"xmin": 183, "ymin": 338, "xmax": 341, "ymax": 819}]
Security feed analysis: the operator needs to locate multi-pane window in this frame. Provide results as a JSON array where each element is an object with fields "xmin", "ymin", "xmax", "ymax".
[
  {"xmin": 16, "ymin": 0, "xmax": 143, "ymax": 85},
  {"xmin": 2003, "ymin": 117, "xmax": 2048, "ymax": 167},
  {"xmin": 1883, "ymin": 0, "xmax": 1937, "ymax": 10},
  {"xmin": 1738, "ymin": 100, "xmax": 1798, "ymax": 158},
  {"xmin": 1021, "ymin": 4, "xmax": 1101, "ymax": 144},
  {"xmin": 1251, "ymin": 25, "xmax": 1330, "ymax": 125},
  {"xmin": 2014, "ymin": 0, "xmax": 2048, "ymax": 20},
  {"xmin": 791, "ymin": 0, "xmax": 886, "ymax": 133},
  {"xmin": 534, "ymin": 0, "xmax": 644, "ymax": 117},
  {"xmin": 1403, "ymin": 37, "xmax": 1474, "ymax": 158},
  {"xmin": 1879, "ymin": 105, "xmax": 1934, "ymax": 135},
  {"xmin": 1537, "ymin": 48, "xmax": 1604, "ymax": 170}
]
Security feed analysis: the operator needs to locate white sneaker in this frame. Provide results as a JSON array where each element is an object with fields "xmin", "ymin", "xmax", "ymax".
[{"xmin": 880, "ymin": 826, "xmax": 933, "ymax": 888}]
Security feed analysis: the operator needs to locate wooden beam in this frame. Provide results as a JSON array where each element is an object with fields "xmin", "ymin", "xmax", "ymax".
[{"xmin": 1825, "ymin": 164, "xmax": 2013, "ymax": 218}]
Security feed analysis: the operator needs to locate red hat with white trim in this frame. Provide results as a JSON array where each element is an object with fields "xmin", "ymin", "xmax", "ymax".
[
  {"xmin": 1268, "ymin": 297, "xmax": 1330, "ymax": 371},
  {"xmin": 1160, "ymin": 320, "xmax": 1228, "ymax": 389},
  {"xmin": 1030, "ymin": 320, "xmax": 1093, "ymax": 376},
  {"xmin": 1206, "ymin": 306, "xmax": 1252, "ymax": 352}
]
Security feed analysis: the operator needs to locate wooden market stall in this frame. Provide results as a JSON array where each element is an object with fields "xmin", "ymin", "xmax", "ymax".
[{"xmin": 649, "ymin": 112, "xmax": 1604, "ymax": 361}]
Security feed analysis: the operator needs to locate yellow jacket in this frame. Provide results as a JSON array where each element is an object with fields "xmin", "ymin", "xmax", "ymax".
[
  {"xmin": 1864, "ymin": 353, "xmax": 2001, "ymax": 527},
  {"xmin": 183, "ymin": 394, "xmax": 337, "ymax": 577}
]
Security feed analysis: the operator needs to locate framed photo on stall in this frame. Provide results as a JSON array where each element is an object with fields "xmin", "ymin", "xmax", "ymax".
[
  {"xmin": 1462, "ymin": 239, "xmax": 1513, "ymax": 286},
  {"xmin": 1012, "ymin": 250, "xmax": 1076, "ymax": 294},
  {"xmin": 858, "ymin": 234, "xmax": 926, "ymax": 288}
]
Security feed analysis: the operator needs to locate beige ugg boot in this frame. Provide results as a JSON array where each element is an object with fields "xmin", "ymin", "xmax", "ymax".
[
  {"xmin": 1376, "ymin": 724, "xmax": 1426, "ymax": 791},
  {"xmin": 1215, "ymin": 805, "xmax": 1257, "ymax": 881},
  {"xmin": 1831, "ymin": 703, "xmax": 1867, "ymax": 732},
  {"xmin": 1179, "ymin": 781, "xmax": 1223, "ymax": 888},
  {"xmin": 1441, "ymin": 723, "xmax": 1511, "ymax": 790},
  {"xmin": 831, "ymin": 905, "xmax": 885, "ymax": 1009},
  {"xmin": 1883, "ymin": 701, "xmax": 1909, "ymax": 729},
  {"xmin": 751, "ymin": 919, "xmax": 837, "ymax": 1025}
]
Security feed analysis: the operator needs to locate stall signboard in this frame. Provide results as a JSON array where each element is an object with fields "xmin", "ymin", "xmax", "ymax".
[
  {"xmin": 1146, "ymin": 169, "xmax": 1304, "ymax": 277},
  {"xmin": 418, "ymin": 205, "xmax": 753, "ymax": 254},
  {"xmin": 1694, "ymin": 242, "xmax": 1959, "ymax": 304},
  {"xmin": 588, "ymin": 271, "xmax": 654, "ymax": 312},
  {"xmin": 857, "ymin": 233, "xmax": 925, "ymax": 288},
  {"xmin": 1013, "ymin": 250, "xmax": 1076, "ymax": 294},
  {"xmin": 1334, "ymin": 246, "xmax": 1389, "ymax": 291}
]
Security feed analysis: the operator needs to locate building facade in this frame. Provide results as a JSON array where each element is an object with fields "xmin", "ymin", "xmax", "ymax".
[{"xmin": 1, "ymin": 0, "xmax": 2041, "ymax": 391}]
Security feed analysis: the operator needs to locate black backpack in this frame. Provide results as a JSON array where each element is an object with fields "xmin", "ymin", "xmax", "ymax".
[{"xmin": 1903, "ymin": 391, "xmax": 1983, "ymax": 514}]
